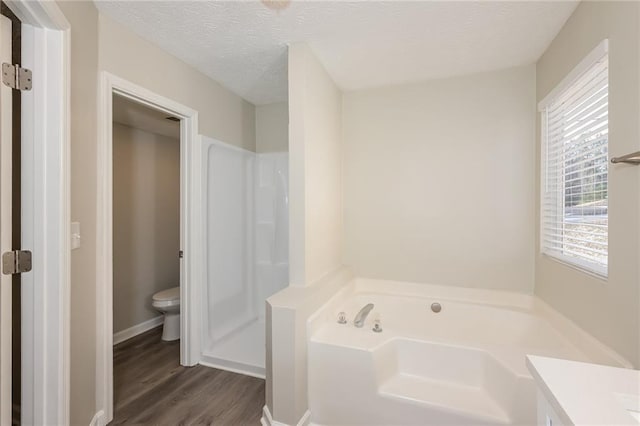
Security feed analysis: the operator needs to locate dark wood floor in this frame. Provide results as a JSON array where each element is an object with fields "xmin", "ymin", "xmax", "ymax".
[{"xmin": 111, "ymin": 326, "xmax": 265, "ymax": 425}]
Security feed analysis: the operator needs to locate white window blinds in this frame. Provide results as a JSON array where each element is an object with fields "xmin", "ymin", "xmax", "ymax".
[{"xmin": 541, "ymin": 48, "xmax": 609, "ymax": 276}]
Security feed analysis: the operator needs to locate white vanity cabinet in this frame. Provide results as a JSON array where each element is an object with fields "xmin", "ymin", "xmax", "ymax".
[
  {"xmin": 527, "ymin": 355, "xmax": 640, "ymax": 426},
  {"xmin": 536, "ymin": 389, "xmax": 565, "ymax": 426}
]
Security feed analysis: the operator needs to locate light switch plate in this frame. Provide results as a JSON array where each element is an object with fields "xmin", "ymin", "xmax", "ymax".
[{"xmin": 71, "ymin": 222, "xmax": 81, "ymax": 250}]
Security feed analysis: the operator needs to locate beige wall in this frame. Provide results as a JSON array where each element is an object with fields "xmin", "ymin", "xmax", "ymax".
[
  {"xmin": 268, "ymin": 44, "xmax": 343, "ymax": 425},
  {"xmin": 98, "ymin": 14, "xmax": 256, "ymax": 151},
  {"xmin": 288, "ymin": 44, "xmax": 343, "ymax": 287},
  {"xmin": 343, "ymin": 66, "xmax": 536, "ymax": 292},
  {"xmin": 256, "ymin": 102, "xmax": 288, "ymax": 153},
  {"xmin": 266, "ymin": 268, "xmax": 352, "ymax": 426},
  {"xmin": 57, "ymin": 2, "xmax": 100, "ymax": 425},
  {"xmin": 535, "ymin": 1, "xmax": 640, "ymax": 367},
  {"xmin": 113, "ymin": 123, "xmax": 180, "ymax": 333},
  {"xmin": 56, "ymin": 2, "xmax": 259, "ymax": 423}
]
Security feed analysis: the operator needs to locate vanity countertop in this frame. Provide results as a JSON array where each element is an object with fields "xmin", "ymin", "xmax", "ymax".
[{"xmin": 526, "ymin": 355, "xmax": 640, "ymax": 425}]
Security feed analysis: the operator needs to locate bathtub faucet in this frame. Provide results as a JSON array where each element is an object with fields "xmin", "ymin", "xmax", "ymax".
[{"xmin": 354, "ymin": 303, "xmax": 374, "ymax": 328}]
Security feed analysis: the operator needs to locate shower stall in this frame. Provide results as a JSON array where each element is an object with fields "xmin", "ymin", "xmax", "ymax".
[{"xmin": 200, "ymin": 136, "xmax": 289, "ymax": 377}]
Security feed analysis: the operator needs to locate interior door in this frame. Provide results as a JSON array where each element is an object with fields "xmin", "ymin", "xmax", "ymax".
[{"xmin": 0, "ymin": 13, "xmax": 12, "ymax": 426}]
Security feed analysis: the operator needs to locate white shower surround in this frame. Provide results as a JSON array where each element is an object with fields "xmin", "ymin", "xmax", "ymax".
[
  {"xmin": 200, "ymin": 136, "xmax": 288, "ymax": 377},
  {"xmin": 255, "ymin": 152, "xmax": 290, "ymax": 321},
  {"xmin": 307, "ymin": 278, "xmax": 631, "ymax": 425}
]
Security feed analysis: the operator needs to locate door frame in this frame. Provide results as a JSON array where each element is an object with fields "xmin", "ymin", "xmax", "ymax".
[
  {"xmin": 3, "ymin": 1, "xmax": 70, "ymax": 425},
  {"xmin": 95, "ymin": 72, "xmax": 202, "ymax": 424},
  {"xmin": 0, "ymin": 13, "xmax": 13, "ymax": 426}
]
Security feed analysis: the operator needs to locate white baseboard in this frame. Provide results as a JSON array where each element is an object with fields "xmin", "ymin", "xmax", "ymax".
[
  {"xmin": 89, "ymin": 410, "xmax": 105, "ymax": 426},
  {"xmin": 199, "ymin": 359, "xmax": 265, "ymax": 379},
  {"xmin": 261, "ymin": 406, "xmax": 311, "ymax": 426},
  {"xmin": 298, "ymin": 410, "xmax": 311, "ymax": 426},
  {"xmin": 113, "ymin": 316, "xmax": 163, "ymax": 345},
  {"xmin": 200, "ymin": 352, "xmax": 265, "ymax": 379}
]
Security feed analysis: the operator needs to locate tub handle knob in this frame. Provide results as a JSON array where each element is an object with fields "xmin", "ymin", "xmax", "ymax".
[
  {"xmin": 337, "ymin": 312, "xmax": 347, "ymax": 324},
  {"xmin": 431, "ymin": 302, "xmax": 442, "ymax": 313}
]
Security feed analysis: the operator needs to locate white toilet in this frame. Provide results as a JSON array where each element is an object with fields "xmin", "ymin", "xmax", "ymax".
[{"xmin": 152, "ymin": 286, "xmax": 180, "ymax": 341}]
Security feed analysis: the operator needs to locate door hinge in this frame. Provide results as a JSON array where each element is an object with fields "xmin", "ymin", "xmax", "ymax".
[
  {"xmin": 179, "ymin": 250, "xmax": 184, "ymax": 259},
  {"xmin": 2, "ymin": 250, "xmax": 32, "ymax": 275},
  {"xmin": 2, "ymin": 63, "xmax": 32, "ymax": 91}
]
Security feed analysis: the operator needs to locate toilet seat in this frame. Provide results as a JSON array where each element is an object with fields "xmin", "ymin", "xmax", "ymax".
[{"xmin": 152, "ymin": 286, "xmax": 180, "ymax": 308}]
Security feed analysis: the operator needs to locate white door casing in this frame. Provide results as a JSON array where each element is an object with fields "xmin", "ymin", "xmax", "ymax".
[
  {"xmin": 96, "ymin": 72, "xmax": 201, "ymax": 425},
  {"xmin": 0, "ymin": 14, "xmax": 13, "ymax": 426},
  {"xmin": 4, "ymin": 1, "xmax": 71, "ymax": 424}
]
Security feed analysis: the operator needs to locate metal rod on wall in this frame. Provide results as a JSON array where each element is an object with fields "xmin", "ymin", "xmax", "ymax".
[{"xmin": 610, "ymin": 151, "xmax": 640, "ymax": 165}]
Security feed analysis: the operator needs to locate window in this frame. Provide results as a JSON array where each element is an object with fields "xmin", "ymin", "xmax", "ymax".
[{"xmin": 541, "ymin": 41, "xmax": 609, "ymax": 276}]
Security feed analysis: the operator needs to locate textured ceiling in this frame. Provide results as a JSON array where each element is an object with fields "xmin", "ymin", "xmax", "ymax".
[{"xmin": 95, "ymin": 1, "xmax": 578, "ymax": 105}]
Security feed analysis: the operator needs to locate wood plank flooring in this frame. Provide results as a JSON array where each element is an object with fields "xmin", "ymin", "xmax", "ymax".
[{"xmin": 111, "ymin": 326, "xmax": 265, "ymax": 425}]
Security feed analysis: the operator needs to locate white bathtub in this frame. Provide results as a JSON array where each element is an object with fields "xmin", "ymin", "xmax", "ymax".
[{"xmin": 307, "ymin": 278, "xmax": 631, "ymax": 425}]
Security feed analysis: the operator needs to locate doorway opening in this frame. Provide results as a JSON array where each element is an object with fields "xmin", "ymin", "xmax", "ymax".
[{"xmin": 111, "ymin": 93, "xmax": 182, "ymax": 419}]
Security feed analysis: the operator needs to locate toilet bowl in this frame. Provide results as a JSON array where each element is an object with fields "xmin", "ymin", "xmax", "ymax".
[{"xmin": 152, "ymin": 286, "xmax": 180, "ymax": 341}]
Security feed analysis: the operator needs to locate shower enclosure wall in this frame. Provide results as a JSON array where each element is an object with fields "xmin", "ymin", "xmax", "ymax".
[{"xmin": 200, "ymin": 136, "xmax": 289, "ymax": 377}]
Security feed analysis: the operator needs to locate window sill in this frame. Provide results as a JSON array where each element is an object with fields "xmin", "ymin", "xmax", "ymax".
[{"xmin": 541, "ymin": 252, "xmax": 608, "ymax": 282}]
